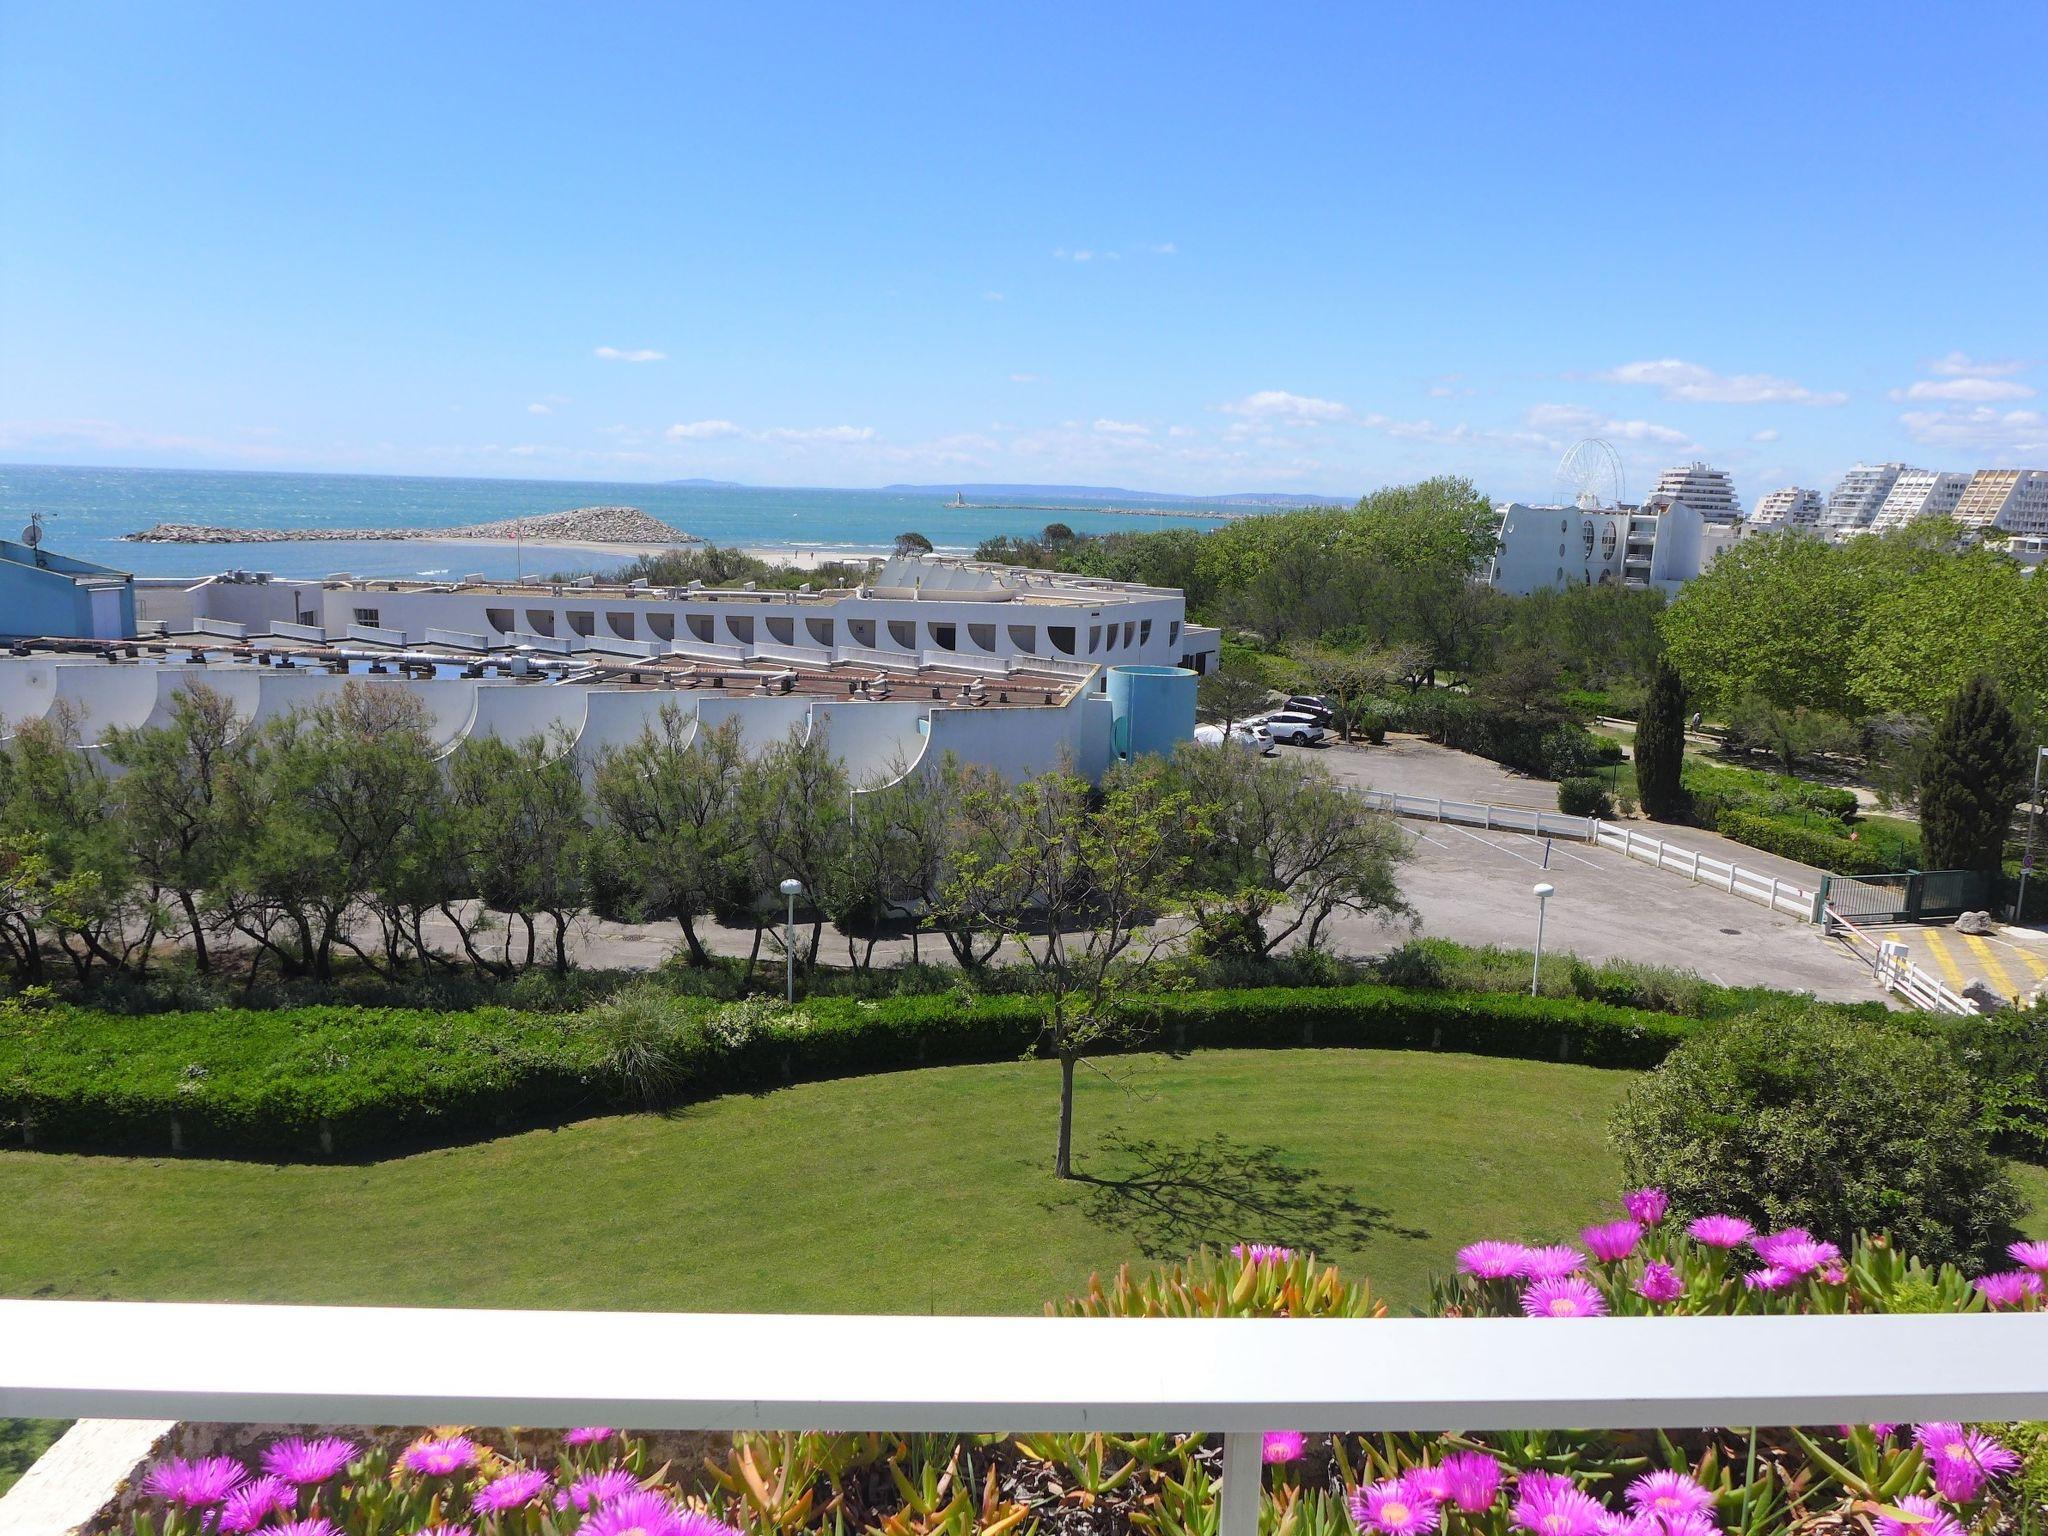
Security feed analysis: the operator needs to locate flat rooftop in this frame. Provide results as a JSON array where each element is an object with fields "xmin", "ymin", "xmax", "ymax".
[{"xmin": 8, "ymin": 635, "xmax": 1090, "ymax": 706}]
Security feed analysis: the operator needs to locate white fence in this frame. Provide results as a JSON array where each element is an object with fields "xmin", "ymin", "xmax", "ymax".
[
  {"xmin": 1589, "ymin": 823, "xmax": 1817, "ymax": 922},
  {"xmin": 5, "ymin": 1302, "xmax": 2048, "ymax": 1536},
  {"xmin": 1824, "ymin": 906, "xmax": 1980, "ymax": 1016},
  {"xmin": 1361, "ymin": 792, "xmax": 1818, "ymax": 924}
]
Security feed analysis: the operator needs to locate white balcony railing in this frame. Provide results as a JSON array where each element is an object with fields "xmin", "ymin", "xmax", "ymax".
[{"xmin": 5, "ymin": 1302, "xmax": 2048, "ymax": 1536}]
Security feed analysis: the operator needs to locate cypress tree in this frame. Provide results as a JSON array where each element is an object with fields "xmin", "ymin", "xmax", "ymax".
[
  {"xmin": 1634, "ymin": 657, "xmax": 1688, "ymax": 820},
  {"xmin": 1918, "ymin": 676, "xmax": 2024, "ymax": 875}
]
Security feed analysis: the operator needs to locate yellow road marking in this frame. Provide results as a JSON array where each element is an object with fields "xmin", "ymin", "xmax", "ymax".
[
  {"xmin": 1994, "ymin": 940, "xmax": 2048, "ymax": 983},
  {"xmin": 1961, "ymin": 933, "xmax": 2020, "ymax": 1001},
  {"xmin": 1921, "ymin": 928, "xmax": 1970, "ymax": 991}
]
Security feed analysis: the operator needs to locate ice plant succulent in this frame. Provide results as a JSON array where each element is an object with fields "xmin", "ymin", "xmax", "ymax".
[
  {"xmin": 1435, "ymin": 1451, "xmax": 1503, "ymax": 1513},
  {"xmin": 1519, "ymin": 1245, "xmax": 1586, "ymax": 1280},
  {"xmin": 561, "ymin": 1470, "xmax": 645, "ymax": 1512},
  {"xmin": 563, "ymin": 1427, "xmax": 616, "ymax": 1448},
  {"xmin": 1456, "ymin": 1240, "xmax": 1531, "ymax": 1279},
  {"xmin": 472, "ymin": 1469, "xmax": 553, "ymax": 1513},
  {"xmin": 219, "ymin": 1475, "xmax": 295, "ymax": 1534},
  {"xmin": 1686, "ymin": 1214, "xmax": 1753, "ymax": 1248},
  {"xmin": 1231, "ymin": 1243, "xmax": 1295, "ymax": 1265},
  {"xmin": 1635, "ymin": 1261, "xmax": 1683, "ymax": 1304},
  {"xmin": 401, "ymin": 1436, "xmax": 480, "ymax": 1477},
  {"xmin": 1522, "ymin": 1277, "xmax": 1607, "ymax": 1318},
  {"xmin": 2009, "ymin": 1240, "xmax": 2048, "ymax": 1273},
  {"xmin": 263, "ymin": 1436, "xmax": 359, "ymax": 1486},
  {"xmin": 1580, "ymin": 1221, "xmax": 1641, "ymax": 1264},
  {"xmin": 1873, "ymin": 1496, "xmax": 1963, "ymax": 1536},
  {"xmin": 144, "ymin": 1456, "xmax": 247, "ymax": 1508},
  {"xmin": 1622, "ymin": 1187, "xmax": 1668, "ymax": 1225},
  {"xmin": 1350, "ymin": 1476, "xmax": 1440, "ymax": 1536},
  {"xmin": 1625, "ymin": 1471, "xmax": 1713, "ymax": 1519},
  {"xmin": 1971, "ymin": 1270, "xmax": 2042, "ymax": 1308},
  {"xmin": 1512, "ymin": 1472, "xmax": 1605, "ymax": 1536},
  {"xmin": 1914, "ymin": 1423, "xmax": 2020, "ymax": 1502},
  {"xmin": 1262, "ymin": 1432, "xmax": 1306, "ymax": 1464}
]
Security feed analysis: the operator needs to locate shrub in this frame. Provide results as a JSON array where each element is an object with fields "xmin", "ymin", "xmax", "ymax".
[
  {"xmin": 1557, "ymin": 776, "xmax": 1612, "ymax": 818},
  {"xmin": 1609, "ymin": 1008, "xmax": 2024, "ymax": 1269},
  {"xmin": 1711, "ymin": 807, "xmax": 1905, "ymax": 874}
]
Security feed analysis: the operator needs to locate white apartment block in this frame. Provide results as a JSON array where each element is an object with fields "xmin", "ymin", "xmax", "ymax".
[
  {"xmin": 1748, "ymin": 487, "xmax": 1825, "ymax": 531},
  {"xmin": 1486, "ymin": 496, "xmax": 1740, "ymax": 596},
  {"xmin": 1820, "ymin": 462, "xmax": 1911, "ymax": 537},
  {"xmin": 1646, "ymin": 463, "xmax": 1742, "ymax": 522},
  {"xmin": 1952, "ymin": 469, "xmax": 2048, "ymax": 536},
  {"xmin": 1870, "ymin": 470, "xmax": 1969, "ymax": 532}
]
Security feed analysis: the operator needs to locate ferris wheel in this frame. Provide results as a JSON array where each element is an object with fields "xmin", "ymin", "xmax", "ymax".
[{"xmin": 1554, "ymin": 439, "xmax": 1626, "ymax": 509}]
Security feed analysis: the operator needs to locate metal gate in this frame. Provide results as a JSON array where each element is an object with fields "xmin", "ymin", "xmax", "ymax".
[{"xmin": 1818, "ymin": 870, "xmax": 1994, "ymax": 924}]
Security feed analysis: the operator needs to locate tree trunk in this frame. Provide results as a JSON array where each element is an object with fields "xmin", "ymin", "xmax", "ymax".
[
  {"xmin": 181, "ymin": 891, "xmax": 210, "ymax": 972},
  {"xmin": 677, "ymin": 914, "xmax": 711, "ymax": 968},
  {"xmin": 1054, "ymin": 1053, "xmax": 1077, "ymax": 1179}
]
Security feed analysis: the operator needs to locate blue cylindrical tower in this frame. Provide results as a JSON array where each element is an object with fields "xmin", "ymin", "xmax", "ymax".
[{"xmin": 1106, "ymin": 664, "xmax": 1197, "ymax": 762}]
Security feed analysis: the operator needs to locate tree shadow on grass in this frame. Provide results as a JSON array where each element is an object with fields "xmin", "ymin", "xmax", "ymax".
[{"xmin": 1061, "ymin": 1130, "xmax": 1427, "ymax": 1259}]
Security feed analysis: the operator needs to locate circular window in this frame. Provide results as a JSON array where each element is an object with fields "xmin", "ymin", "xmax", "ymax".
[
  {"xmin": 1600, "ymin": 523, "xmax": 1619, "ymax": 559},
  {"xmin": 1581, "ymin": 519, "xmax": 1596, "ymax": 557}
]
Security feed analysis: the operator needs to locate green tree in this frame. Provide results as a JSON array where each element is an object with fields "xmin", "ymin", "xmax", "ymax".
[
  {"xmin": 1633, "ymin": 658, "xmax": 1688, "ymax": 820},
  {"xmin": 1195, "ymin": 656, "xmax": 1271, "ymax": 734},
  {"xmin": 1918, "ymin": 676, "xmax": 2025, "ymax": 876},
  {"xmin": 942, "ymin": 762, "xmax": 1195, "ymax": 1178},
  {"xmin": 101, "ymin": 683, "xmax": 248, "ymax": 972},
  {"xmin": 590, "ymin": 711, "xmax": 751, "ymax": 968},
  {"xmin": 444, "ymin": 730, "xmax": 590, "ymax": 973},
  {"xmin": 893, "ymin": 531, "xmax": 934, "ymax": 554},
  {"xmin": 1660, "ymin": 534, "xmax": 1868, "ymax": 716},
  {"xmin": 743, "ymin": 723, "xmax": 852, "ymax": 971}
]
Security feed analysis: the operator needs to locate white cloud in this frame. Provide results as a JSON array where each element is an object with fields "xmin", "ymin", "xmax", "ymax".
[
  {"xmin": 1525, "ymin": 403, "xmax": 1694, "ymax": 446},
  {"xmin": 1093, "ymin": 418, "xmax": 1149, "ymax": 436},
  {"xmin": 1897, "ymin": 406, "xmax": 2048, "ymax": 456},
  {"xmin": 593, "ymin": 346, "xmax": 667, "ymax": 363},
  {"xmin": 1150, "ymin": 242, "xmax": 1177, "ymax": 255},
  {"xmin": 1891, "ymin": 377, "xmax": 2036, "ymax": 402},
  {"xmin": 983, "ymin": 291, "xmax": 1005, "ymax": 302},
  {"xmin": 666, "ymin": 420, "xmax": 746, "ymax": 440},
  {"xmin": 1750, "ymin": 428, "xmax": 1780, "ymax": 443},
  {"xmin": 1053, "ymin": 248, "xmax": 1093, "ymax": 262},
  {"xmin": 1929, "ymin": 350, "xmax": 2029, "ymax": 378},
  {"xmin": 764, "ymin": 424, "xmax": 874, "ymax": 443},
  {"xmin": 1219, "ymin": 389, "xmax": 1351, "ymax": 424},
  {"xmin": 1601, "ymin": 358, "xmax": 1847, "ymax": 406},
  {"xmin": 526, "ymin": 402, "xmax": 553, "ymax": 415},
  {"xmin": 1427, "ymin": 374, "xmax": 1475, "ymax": 398},
  {"xmin": 1009, "ymin": 372, "xmax": 1041, "ymax": 384},
  {"xmin": 1167, "ymin": 424, "xmax": 1196, "ymax": 438}
]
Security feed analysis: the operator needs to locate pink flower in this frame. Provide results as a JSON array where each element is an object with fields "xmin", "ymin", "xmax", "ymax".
[
  {"xmin": 559, "ymin": 1471, "xmax": 643, "ymax": 1513},
  {"xmin": 1263, "ymin": 1432, "xmax": 1307, "ymax": 1464},
  {"xmin": 262, "ymin": 1437, "xmax": 358, "ymax": 1487},
  {"xmin": 1522, "ymin": 1277, "xmax": 1608, "ymax": 1317},
  {"xmin": 1636, "ymin": 1261, "xmax": 1683, "ymax": 1304},
  {"xmin": 1231, "ymin": 1243, "xmax": 1295, "ymax": 1265},
  {"xmin": 1915, "ymin": 1425, "xmax": 2019, "ymax": 1502},
  {"xmin": 1763, "ymin": 1239, "xmax": 1841, "ymax": 1276},
  {"xmin": 1741, "ymin": 1266, "xmax": 1798, "ymax": 1292},
  {"xmin": 219, "ymin": 1476, "xmax": 295, "ymax": 1534},
  {"xmin": 1512, "ymin": 1473, "xmax": 1605, "ymax": 1536},
  {"xmin": 1687, "ymin": 1215, "xmax": 1753, "ymax": 1249},
  {"xmin": 401, "ymin": 1436, "xmax": 480, "ymax": 1478},
  {"xmin": 564, "ymin": 1427, "xmax": 616, "ymax": 1448},
  {"xmin": 1623, "ymin": 1188, "xmax": 1669, "ymax": 1225},
  {"xmin": 472, "ymin": 1469, "xmax": 552, "ymax": 1513},
  {"xmin": 1625, "ymin": 1471, "xmax": 1713, "ymax": 1519},
  {"xmin": 1436, "ymin": 1451, "xmax": 1502, "ymax": 1514},
  {"xmin": 1457, "ymin": 1241, "xmax": 1532, "ymax": 1279},
  {"xmin": 2008, "ymin": 1240, "xmax": 2048, "ymax": 1273},
  {"xmin": 412, "ymin": 1527, "xmax": 475, "ymax": 1536},
  {"xmin": 1520, "ymin": 1245, "xmax": 1587, "ymax": 1280},
  {"xmin": 266, "ymin": 1523, "xmax": 338, "ymax": 1536},
  {"xmin": 582, "ymin": 1493, "xmax": 739, "ymax": 1536},
  {"xmin": 1751, "ymin": 1228, "xmax": 1818, "ymax": 1265},
  {"xmin": 1350, "ymin": 1476, "xmax": 1440, "ymax": 1536},
  {"xmin": 1581, "ymin": 1221, "xmax": 1642, "ymax": 1264},
  {"xmin": 1873, "ymin": 1495, "xmax": 1963, "ymax": 1536},
  {"xmin": 1838, "ymin": 1423, "xmax": 1897, "ymax": 1440},
  {"xmin": 1972, "ymin": 1270, "xmax": 2043, "ymax": 1308},
  {"xmin": 144, "ymin": 1457, "xmax": 247, "ymax": 1509}
]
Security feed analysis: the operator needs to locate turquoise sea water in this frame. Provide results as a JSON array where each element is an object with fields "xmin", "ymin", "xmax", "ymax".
[{"xmin": 0, "ymin": 464, "xmax": 1250, "ymax": 581}]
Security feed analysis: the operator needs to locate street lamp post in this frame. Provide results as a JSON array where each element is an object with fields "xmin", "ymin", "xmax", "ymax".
[
  {"xmin": 1531, "ymin": 882, "xmax": 1555, "ymax": 997},
  {"xmin": 779, "ymin": 878, "xmax": 804, "ymax": 1003},
  {"xmin": 2018, "ymin": 746, "xmax": 2048, "ymax": 923}
]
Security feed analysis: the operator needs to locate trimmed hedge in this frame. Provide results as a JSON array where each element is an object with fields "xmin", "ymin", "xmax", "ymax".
[
  {"xmin": 0, "ymin": 985, "xmax": 1694, "ymax": 1160},
  {"xmin": 1712, "ymin": 808, "xmax": 1903, "ymax": 876}
]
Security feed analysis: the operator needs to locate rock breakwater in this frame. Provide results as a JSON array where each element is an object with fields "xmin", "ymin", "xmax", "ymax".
[{"xmin": 125, "ymin": 507, "xmax": 697, "ymax": 545}]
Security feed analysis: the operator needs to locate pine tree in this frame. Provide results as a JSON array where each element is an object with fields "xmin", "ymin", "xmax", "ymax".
[
  {"xmin": 1634, "ymin": 657, "xmax": 1689, "ymax": 821},
  {"xmin": 1918, "ymin": 676, "xmax": 2024, "ymax": 875}
]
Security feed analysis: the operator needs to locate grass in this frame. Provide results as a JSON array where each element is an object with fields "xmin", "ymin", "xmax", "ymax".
[
  {"xmin": 0, "ymin": 1418, "xmax": 67, "ymax": 1498},
  {"xmin": 0, "ymin": 1048, "xmax": 1641, "ymax": 1314}
]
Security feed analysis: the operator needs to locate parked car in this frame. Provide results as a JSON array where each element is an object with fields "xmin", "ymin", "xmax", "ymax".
[
  {"xmin": 1194, "ymin": 721, "xmax": 1278, "ymax": 755},
  {"xmin": 1259, "ymin": 711, "xmax": 1327, "ymax": 746},
  {"xmin": 1284, "ymin": 694, "xmax": 1334, "ymax": 721}
]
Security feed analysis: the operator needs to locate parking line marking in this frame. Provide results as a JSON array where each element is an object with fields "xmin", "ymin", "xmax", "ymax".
[
  {"xmin": 1961, "ymin": 934, "xmax": 2020, "ymax": 1000},
  {"xmin": 1921, "ymin": 929, "xmax": 1970, "ymax": 991},
  {"xmin": 1445, "ymin": 823, "xmax": 1548, "ymax": 868}
]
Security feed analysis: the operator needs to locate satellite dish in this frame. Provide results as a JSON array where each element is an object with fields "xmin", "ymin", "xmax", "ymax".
[{"xmin": 20, "ymin": 522, "xmax": 42, "ymax": 548}]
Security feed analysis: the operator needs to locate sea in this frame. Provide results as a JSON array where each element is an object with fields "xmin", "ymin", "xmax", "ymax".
[{"xmin": 0, "ymin": 464, "xmax": 1260, "ymax": 583}]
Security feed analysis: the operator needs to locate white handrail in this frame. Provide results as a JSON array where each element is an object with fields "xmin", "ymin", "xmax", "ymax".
[{"xmin": 3, "ymin": 1301, "xmax": 2045, "ymax": 1431}]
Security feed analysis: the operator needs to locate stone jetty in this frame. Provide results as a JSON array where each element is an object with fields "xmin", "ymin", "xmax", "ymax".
[{"xmin": 124, "ymin": 507, "xmax": 697, "ymax": 545}]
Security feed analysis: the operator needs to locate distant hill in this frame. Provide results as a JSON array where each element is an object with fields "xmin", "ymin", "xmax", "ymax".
[
  {"xmin": 882, "ymin": 482, "xmax": 1343, "ymax": 507},
  {"xmin": 661, "ymin": 478, "xmax": 747, "ymax": 489}
]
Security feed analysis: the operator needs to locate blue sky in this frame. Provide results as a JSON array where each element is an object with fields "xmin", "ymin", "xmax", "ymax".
[{"xmin": 2, "ymin": 0, "xmax": 2044, "ymax": 505}]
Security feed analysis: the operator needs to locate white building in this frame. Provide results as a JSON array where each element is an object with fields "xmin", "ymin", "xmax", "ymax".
[
  {"xmin": 1869, "ymin": 470, "xmax": 1969, "ymax": 533},
  {"xmin": 1486, "ymin": 496, "xmax": 1741, "ymax": 596},
  {"xmin": 1819, "ymin": 462, "xmax": 1911, "ymax": 538},
  {"xmin": 1952, "ymin": 469, "xmax": 2048, "ymax": 536},
  {"xmin": 1748, "ymin": 487, "xmax": 1825, "ymax": 532},
  {"xmin": 1646, "ymin": 463, "xmax": 1742, "ymax": 522},
  {"xmin": 133, "ymin": 554, "xmax": 1222, "ymax": 677}
]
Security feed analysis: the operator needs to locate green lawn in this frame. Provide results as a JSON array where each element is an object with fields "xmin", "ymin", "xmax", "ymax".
[{"xmin": 0, "ymin": 1049, "xmax": 1641, "ymax": 1314}]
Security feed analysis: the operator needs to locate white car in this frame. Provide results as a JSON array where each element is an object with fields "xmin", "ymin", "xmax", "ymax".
[
  {"xmin": 1259, "ymin": 711, "xmax": 1327, "ymax": 746},
  {"xmin": 1194, "ymin": 721, "xmax": 1278, "ymax": 755}
]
